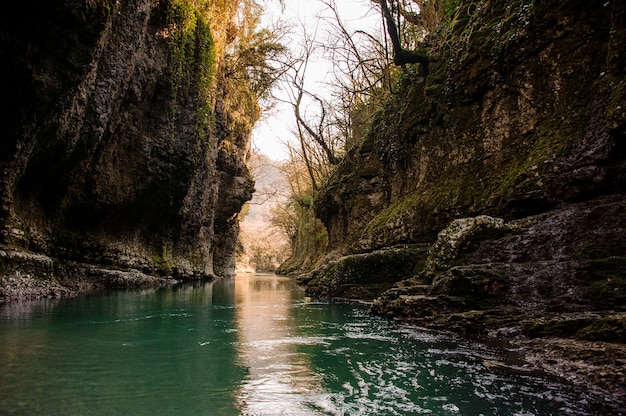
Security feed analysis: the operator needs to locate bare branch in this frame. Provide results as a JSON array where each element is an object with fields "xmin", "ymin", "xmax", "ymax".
[{"xmin": 378, "ymin": 0, "xmax": 430, "ymax": 70}]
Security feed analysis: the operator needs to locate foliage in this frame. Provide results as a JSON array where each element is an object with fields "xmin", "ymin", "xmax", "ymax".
[
  {"xmin": 321, "ymin": 0, "xmax": 401, "ymax": 150},
  {"xmin": 222, "ymin": 0, "xmax": 287, "ymax": 122},
  {"xmin": 166, "ymin": 0, "xmax": 219, "ymax": 138},
  {"xmin": 276, "ymin": 201, "xmax": 328, "ymax": 275},
  {"xmin": 431, "ymin": 0, "xmax": 535, "ymax": 71},
  {"xmin": 272, "ymin": 148, "xmax": 328, "ymax": 274},
  {"xmin": 164, "ymin": 0, "xmax": 285, "ymax": 142},
  {"xmin": 273, "ymin": 0, "xmax": 454, "ymax": 273}
]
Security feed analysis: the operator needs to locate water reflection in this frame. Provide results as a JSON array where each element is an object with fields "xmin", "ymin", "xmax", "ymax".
[
  {"xmin": 0, "ymin": 280, "xmax": 244, "ymax": 416},
  {"xmin": 234, "ymin": 273, "xmax": 322, "ymax": 415},
  {"xmin": 229, "ymin": 275, "xmax": 611, "ymax": 415}
]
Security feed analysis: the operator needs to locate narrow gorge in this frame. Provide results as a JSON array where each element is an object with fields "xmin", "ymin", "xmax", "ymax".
[{"xmin": 1, "ymin": 0, "xmax": 625, "ymax": 411}]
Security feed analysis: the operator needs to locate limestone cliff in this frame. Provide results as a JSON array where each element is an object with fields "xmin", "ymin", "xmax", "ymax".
[
  {"xmin": 309, "ymin": 0, "xmax": 626, "ymax": 402},
  {"xmin": 0, "ymin": 0, "xmax": 256, "ymax": 300},
  {"xmin": 313, "ymin": 0, "xmax": 625, "ymax": 306}
]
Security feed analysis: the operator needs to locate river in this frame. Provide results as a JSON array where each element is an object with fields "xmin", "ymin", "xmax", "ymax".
[{"xmin": 0, "ymin": 273, "xmax": 608, "ymax": 415}]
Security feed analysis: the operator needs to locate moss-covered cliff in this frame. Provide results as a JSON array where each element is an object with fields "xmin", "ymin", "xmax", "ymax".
[
  {"xmin": 308, "ymin": 0, "xmax": 626, "ymax": 402},
  {"xmin": 318, "ymin": 0, "xmax": 625, "ymax": 252},
  {"xmin": 0, "ymin": 0, "xmax": 257, "ymax": 300},
  {"xmin": 314, "ymin": 0, "xmax": 625, "ymax": 303}
]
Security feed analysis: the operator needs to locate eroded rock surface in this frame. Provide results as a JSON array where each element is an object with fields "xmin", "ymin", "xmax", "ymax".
[
  {"xmin": 0, "ymin": 0, "xmax": 254, "ymax": 300},
  {"xmin": 309, "ymin": 0, "xmax": 626, "ymax": 407}
]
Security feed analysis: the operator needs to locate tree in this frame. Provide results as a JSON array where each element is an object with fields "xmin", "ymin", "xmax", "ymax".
[
  {"xmin": 223, "ymin": 0, "xmax": 289, "ymax": 118},
  {"xmin": 319, "ymin": 0, "xmax": 400, "ymax": 149},
  {"xmin": 279, "ymin": 25, "xmax": 344, "ymax": 191},
  {"xmin": 269, "ymin": 147, "xmax": 328, "ymax": 275},
  {"xmin": 374, "ymin": 0, "xmax": 431, "ymax": 72}
]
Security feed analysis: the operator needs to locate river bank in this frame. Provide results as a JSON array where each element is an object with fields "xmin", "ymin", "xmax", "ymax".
[
  {"xmin": 307, "ymin": 292, "xmax": 626, "ymax": 413},
  {"xmin": 0, "ymin": 249, "xmax": 178, "ymax": 302},
  {"xmin": 298, "ymin": 194, "xmax": 626, "ymax": 411}
]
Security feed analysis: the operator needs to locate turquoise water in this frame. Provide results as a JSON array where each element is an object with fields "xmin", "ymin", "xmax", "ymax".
[{"xmin": 0, "ymin": 274, "xmax": 609, "ymax": 415}]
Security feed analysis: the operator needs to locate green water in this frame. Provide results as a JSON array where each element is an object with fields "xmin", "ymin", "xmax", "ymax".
[{"xmin": 0, "ymin": 274, "xmax": 610, "ymax": 415}]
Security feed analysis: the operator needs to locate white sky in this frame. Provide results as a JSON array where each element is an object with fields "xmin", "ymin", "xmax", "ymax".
[{"xmin": 251, "ymin": 0, "xmax": 380, "ymax": 161}]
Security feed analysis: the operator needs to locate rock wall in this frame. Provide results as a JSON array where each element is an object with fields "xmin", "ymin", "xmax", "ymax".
[
  {"xmin": 309, "ymin": 0, "xmax": 626, "ymax": 402},
  {"xmin": 317, "ymin": 0, "xmax": 625, "ymax": 253},
  {"xmin": 0, "ymin": 0, "xmax": 255, "ymax": 301},
  {"xmin": 313, "ymin": 0, "xmax": 625, "ymax": 298}
]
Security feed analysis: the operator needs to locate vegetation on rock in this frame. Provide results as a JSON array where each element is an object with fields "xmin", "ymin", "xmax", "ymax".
[
  {"xmin": 268, "ymin": 0, "xmax": 626, "ymax": 403},
  {"xmin": 0, "ymin": 0, "xmax": 283, "ymax": 300}
]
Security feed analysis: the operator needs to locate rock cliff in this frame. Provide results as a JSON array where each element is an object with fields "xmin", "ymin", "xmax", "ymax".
[
  {"xmin": 317, "ymin": 0, "xmax": 625, "ymax": 254},
  {"xmin": 308, "ymin": 0, "xmax": 626, "ymax": 403},
  {"xmin": 0, "ymin": 0, "xmax": 255, "ymax": 300}
]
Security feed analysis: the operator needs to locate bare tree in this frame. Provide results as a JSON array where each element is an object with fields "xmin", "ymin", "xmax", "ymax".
[
  {"xmin": 278, "ymin": 24, "xmax": 344, "ymax": 192},
  {"xmin": 317, "ymin": 0, "xmax": 402, "ymax": 150},
  {"xmin": 373, "ymin": 0, "xmax": 430, "ymax": 72}
]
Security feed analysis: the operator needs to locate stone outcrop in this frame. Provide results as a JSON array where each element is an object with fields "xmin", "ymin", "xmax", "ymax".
[
  {"xmin": 307, "ymin": 0, "xmax": 626, "ymax": 405},
  {"xmin": 0, "ymin": 0, "xmax": 255, "ymax": 301},
  {"xmin": 371, "ymin": 196, "xmax": 626, "ymax": 326},
  {"xmin": 302, "ymin": 244, "xmax": 428, "ymax": 300}
]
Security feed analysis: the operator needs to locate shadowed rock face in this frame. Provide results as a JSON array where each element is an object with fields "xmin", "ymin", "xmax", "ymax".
[
  {"xmin": 316, "ymin": 0, "xmax": 626, "ymax": 253},
  {"xmin": 0, "ymin": 0, "xmax": 254, "ymax": 300}
]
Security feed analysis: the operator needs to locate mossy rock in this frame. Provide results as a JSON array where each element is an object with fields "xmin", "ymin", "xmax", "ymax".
[
  {"xmin": 579, "ymin": 256, "xmax": 626, "ymax": 310},
  {"xmin": 523, "ymin": 317, "xmax": 595, "ymax": 338},
  {"xmin": 523, "ymin": 314, "xmax": 626, "ymax": 344},
  {"xmin": 430, "ymin": 264, "xmax": 509, "ymax": 307},
  {"xmin": 576, "ymin": 315, "xmax": 626, "ymax": 343},
  {"xmin": 305, "ymin": 245, "xmax": 428, "ymax": 300}
]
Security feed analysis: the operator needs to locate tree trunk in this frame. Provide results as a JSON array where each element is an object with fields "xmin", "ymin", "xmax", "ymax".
[{"xmin": 380, "ymin": 0, "xmax": 429, "ymax": 73}]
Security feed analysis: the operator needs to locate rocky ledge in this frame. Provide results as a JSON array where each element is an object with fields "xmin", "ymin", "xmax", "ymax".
[
  {"xmin": 304, "ymin": 194, "xmax": 626, "ymax": 410},
  {"xmin": 0, "ymin": 249, "xmax": 177, "ymax": 302}
]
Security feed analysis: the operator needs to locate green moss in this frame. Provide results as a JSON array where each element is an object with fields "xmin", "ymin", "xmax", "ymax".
[
  {"xmin": 524, "ymin": 314, "xmax": 626, "ymax": 343},
  {"xmin": 279, "ymin": 204, "xmax": 328, "ymax": 275},
  {"xmin": 576, "ymin": 315, "xmax": 626, "ymax": 343},
  {"xmin": 167, "ymin": 0, "xmax": 217, "ymax": 139},
  {"xmin": 524, "ymin": 317, "xmax": 594, "ymax": 338},
  {"xmin": 96, "ymin": 0, "xmax": 116, "ymax": 18},
  {"xmin": 601, "ymin": 75, "xmax": 626, "ymax": 129},
  {"xmin": 365, "ymin": 191, "xmax": 422, "ymax": 236},
  {"xmin": 153, "ymin": 240, "xmax": 172, "ymax": 276},
  {"xmin": 194, "ymin": 18, "xmax": 217, "ymax": 139},
  {"xmin": 363, "ymin": 172, "xmax": 486, "ymax": 243},
  {"xmin": 306, "ymin": 245, "xmax": 429, "ymax": 300}
]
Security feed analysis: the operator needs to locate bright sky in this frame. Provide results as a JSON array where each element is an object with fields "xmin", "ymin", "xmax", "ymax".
[{"xmin": 251, "ymin": 0, "xmax": 380, "ymax": 161}]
